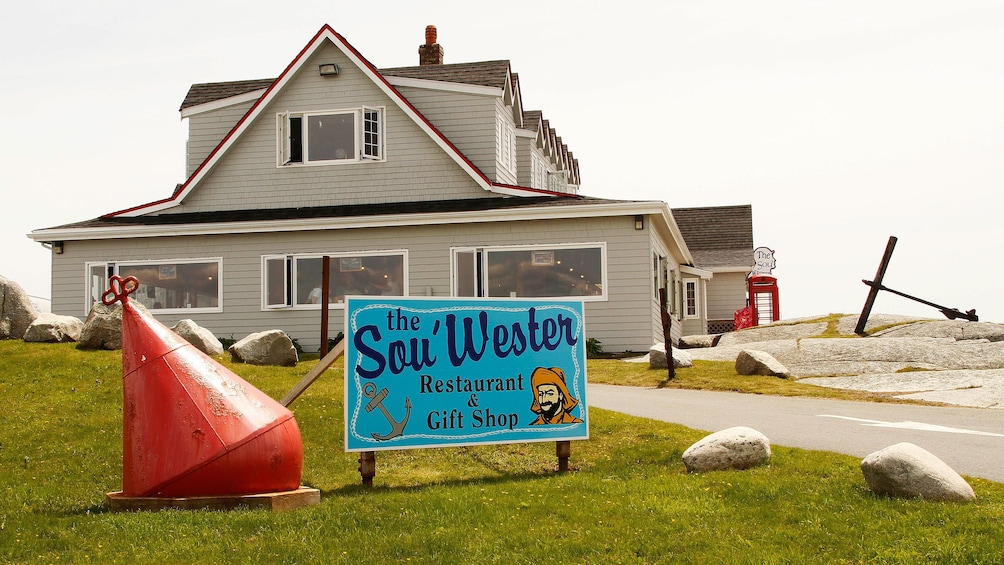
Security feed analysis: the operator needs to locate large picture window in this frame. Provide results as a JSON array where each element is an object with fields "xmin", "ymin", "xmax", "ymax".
[
  {"xmin": 453, "ymin": 244, "xmax": 606, "ymax": 300},
  {"xmin": 85, "ymin": 259, "xmax": 222, "ymax": 314},
  {"xmin": 278, "ymin": 107, "xmax": 383, "ymax": 166},
  {"xmin": 262, "ymin": 251, "xmax": 406, "ymax": 309}
]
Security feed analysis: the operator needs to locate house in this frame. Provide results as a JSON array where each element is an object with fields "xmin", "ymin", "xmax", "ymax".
[
  {"xmin": 29, "ymin": 24, "xmax": 748, "ymax": 353},
  {"xmin": 671, "ymin": 205, "xmax": 754, "ymax": 335}
]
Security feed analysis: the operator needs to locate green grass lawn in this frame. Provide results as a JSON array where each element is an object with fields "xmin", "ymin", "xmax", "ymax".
[{"xmin": 2, "ymin": 341, "xmax": 1002, "ymax": 564}]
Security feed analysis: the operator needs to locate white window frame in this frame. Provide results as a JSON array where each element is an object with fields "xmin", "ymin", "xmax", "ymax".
[
  {"xmin": 361, "ymin": 106, "xmax": 382, "ymax": 160},
  {"xmin": 451, "ymin": 247, "xmax": 481, "ymax": 298},
  {"xmin": 496, "ymin": 115, "xmax": 516, "ymax": 175},
  {"xmin": 85, "ymin": 262, "xmax": 112, "ymax": 315},
  {"xmin": 450, "ymin": 242, "xmax": 607, "ymax": 301},
  {"xmin": 84, "ymin": 258, "xmax": 224, "ymax": 315},
  {"xmin": 683, "ymin": 278, "xmax": 699, "ymax": 319},
  {"xmin": 260, "ymin": 250, "xmax": 408, "ymax": 311},
  {"xmin": 276, "ymin": 107, "xmax": 385, "ymax": 166},
  {"xmin": 262, "ymin": 255, "xmax": 291, "ymax": 309},
  {"xmin": 547, "ymin": 170, "xmax": 567, "ymax": 192}
]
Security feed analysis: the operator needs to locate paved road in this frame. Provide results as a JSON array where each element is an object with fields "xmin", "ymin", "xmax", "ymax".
[{"xmin": 588, "ymin": 383, "xmax": 1004, "ymax": 482}]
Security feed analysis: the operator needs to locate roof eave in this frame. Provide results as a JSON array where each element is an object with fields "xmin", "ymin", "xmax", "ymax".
[{"xmin": 29, "ymin": 200, "xmax": 673, "ymax": 242}]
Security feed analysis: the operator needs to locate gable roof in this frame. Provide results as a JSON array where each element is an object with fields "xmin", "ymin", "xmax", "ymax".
[
  {"xmin": 107, "ymin": 25, "xmax": 570, "ymax": 219},
  {"xmin": 380, "ymin": 60, "xmax": 511, "ymax": 88},
  {"xmin": 179, "ymin": 79, "xmax": 274, "ymax": 111},
  {"xmin": 175, "ymin": 61, "xmax": 580, "ymax": 191},
  {"xmin": 671, "ymin": 205, "xmax": 753, "ymax": 270}
]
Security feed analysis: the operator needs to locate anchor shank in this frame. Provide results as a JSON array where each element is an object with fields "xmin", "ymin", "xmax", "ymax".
[{"xmin": 855, "ymin": 236, "xmax": 898, "ymax": 335}]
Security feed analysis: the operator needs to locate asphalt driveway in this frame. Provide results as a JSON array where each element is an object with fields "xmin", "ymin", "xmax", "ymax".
[{"xmin": 587, "ymin": 383, "xmax": 1004, "ymax": 482}]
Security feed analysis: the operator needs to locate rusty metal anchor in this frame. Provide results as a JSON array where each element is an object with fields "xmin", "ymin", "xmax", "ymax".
[
  {"xmin": 856, "ymin": 236, "xmax": 978, "ymax": 335},
  {"xmin": 362, "ymin": 382, "xmax": 411, "ymax": 440}
]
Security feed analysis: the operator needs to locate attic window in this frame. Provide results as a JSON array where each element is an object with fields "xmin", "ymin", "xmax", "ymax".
[{"xmin": 278, "ymin": 107, "xmax": 383, "ymax": 166}]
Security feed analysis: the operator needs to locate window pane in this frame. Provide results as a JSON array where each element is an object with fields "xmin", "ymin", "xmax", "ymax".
[
  {"xmin": 686, "ymin": 281, "xmax": 697, "ymax": 316},
  {"xmin": 295, "ymin": 254, "xmax": 405, "ymax": 306},
  {"xmin": 88, "ymin": 264, "xmax": 108, "ymax": 310},
  {"xmin": 330, "ymin": 255, "xmax": 404, "ymax": 303},
  {"xmin": 294, "ymin": 257, "xmax": 323, "ymax": 305},
  {"xmin": 454, "ymin": 251, "xmax": 477, "ymax": 297},
  {"xmin": 265, "ymin": 257, "xmax": 288, "ymax": 307},
  {"xmin": 487, "ymin": 247, "xmax": 602, "ymax": 298},
  {"xmin": 308, "ymin": 113, "xmax": 354, "ymax": 161},
  {"xmin": 289, "ymin": 116, "xmax": 303, "ymax": 163},
  {"xmin": 119, "ymin": 262, "xmax": 219, "ymax": 310},
  {"xmin": 363, "ymin": 110, "xmax": 380, "ymax": 158}
]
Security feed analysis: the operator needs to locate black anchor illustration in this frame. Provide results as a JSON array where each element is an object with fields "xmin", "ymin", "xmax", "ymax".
[{"xmin": 362, "ymin": 382, "xmax": 412, "ymax": 440}]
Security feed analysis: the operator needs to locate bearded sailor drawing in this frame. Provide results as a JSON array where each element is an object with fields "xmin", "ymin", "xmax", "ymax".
[{"xmin": 528, "ymin": 367, "xmax": 583, "ymax": 425}]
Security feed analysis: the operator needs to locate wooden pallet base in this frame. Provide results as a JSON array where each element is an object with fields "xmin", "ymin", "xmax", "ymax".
[{"xmin": 106, "ymin": 487, "xmax": 321, "ymax": 512}]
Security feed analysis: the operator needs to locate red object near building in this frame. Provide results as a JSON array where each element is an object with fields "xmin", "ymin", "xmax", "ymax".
[
  {"xmin": 733, "ymin": 306, "xmax": 756, "ymax": 331},
  {"xmin": 105, "ymin": 276, "xmax": 303, "ymax": 497},
  {"xmin": 748, "ymin": 275, "xmax": 780, "ymax": 325}
]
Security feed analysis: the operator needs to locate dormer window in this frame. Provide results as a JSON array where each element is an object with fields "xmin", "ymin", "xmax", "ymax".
[
  {"xmin": 277, "ymin": 107, "xmax": 384, "ymax": 166},
  {"xmin": 547, "ymin": 170, "xmax": 567, "ymax": 193}
]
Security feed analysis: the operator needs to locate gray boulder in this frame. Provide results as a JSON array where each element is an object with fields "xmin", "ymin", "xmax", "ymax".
[
  {"xmin": 78, "ymin": 303, "xmax": 124, "ymax": 350},
  {"xmin": 861, "ymin": 442, "xmax": 975, "ymax": 502},
  {"xmin": 679, "ymin": 334, "xmax": 721, "ymax": 349},
  {"xmin": 171, "ymin": 319, "xmax": 224, "ymax": 356},
  {"xmin": 871, "ymin": 320, "xmax": 1004, "ymax": 342},
  {"xmin": 649, "ymin": 343, "xmax": 693, "ymax": 370},
  {"xmin": 683, "ymin": 426, "xmax": 771, "ymax": 473},
  {"xmin": 23, "ymin": 312, "xmax": 83, "ymax": 343},
  {"xmin": 717, "ymin": 320, "xmax": 827, "ymax": 347},
  {"xmin": 229, "ymin": 330, "xmax": 298, "ymax": 367},
  {"xmin": 0, "ymin": 275, "xmax": 38, "ymax": 340},
  {"xmin": 735, "ymin": 349, "xmax": 790, "ymax": 378}
]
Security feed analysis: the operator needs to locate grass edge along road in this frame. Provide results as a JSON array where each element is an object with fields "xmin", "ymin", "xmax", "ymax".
[{"xmin": 2, "ymin": 341, "xmax": 1002, "ymax": 564}]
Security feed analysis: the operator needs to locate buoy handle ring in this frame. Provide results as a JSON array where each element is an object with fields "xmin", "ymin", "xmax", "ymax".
[{"xmin": 102, "ymin": 275, "xmax": 140, "ymax": 306}]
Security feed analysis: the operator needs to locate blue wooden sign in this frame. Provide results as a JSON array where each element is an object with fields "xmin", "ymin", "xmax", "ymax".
[{"xmin": 344, "ymin": 297, "xmax": 588, "ymax": 451}]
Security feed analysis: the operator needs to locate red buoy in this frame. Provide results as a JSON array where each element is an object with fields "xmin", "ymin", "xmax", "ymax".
[{"xmin": 104, "ymin": 276, "xmax": 304, "ymax": 497}]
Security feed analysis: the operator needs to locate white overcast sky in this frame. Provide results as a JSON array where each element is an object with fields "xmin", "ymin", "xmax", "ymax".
[{"xmin": 3, "ymin": 1, "xmax": 1002, "ymax": 322}]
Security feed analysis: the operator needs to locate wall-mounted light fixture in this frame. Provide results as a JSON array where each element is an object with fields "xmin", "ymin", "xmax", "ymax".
[
  {"xmin": 53, "ymin": 241, "xmax": 64, "ymax": 254},
  {"xmin": 634, "ymin": 215, "xmax": 644, "ymax": 230},
  {"xmin": 318, "ymin": 63, "xmax": 339, "ymax": 76}
]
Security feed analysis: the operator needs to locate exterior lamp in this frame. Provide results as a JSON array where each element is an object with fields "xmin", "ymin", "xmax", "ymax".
[
  {"xmin": 634, "ymin": 215, "xmax": 644, "ymax": 230},
  {"xmin": 318, "ymin": 63, "xmax": 339, "ymax": 76}
]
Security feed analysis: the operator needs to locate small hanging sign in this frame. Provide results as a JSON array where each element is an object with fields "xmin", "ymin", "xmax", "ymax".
[{"xmin": 750, "ymin": 247, "xmax": 776, "ymax": 277}]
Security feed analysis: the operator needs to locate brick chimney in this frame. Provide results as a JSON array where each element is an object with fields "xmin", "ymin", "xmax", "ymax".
[{"xmin": 418, "ymin": 25, "xmax": 444, "ymax": 65}]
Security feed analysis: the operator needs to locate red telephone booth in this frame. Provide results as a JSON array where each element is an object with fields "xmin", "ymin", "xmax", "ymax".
[{"xmin": 748, "ymin": 275, "xmax": 780, "ymax": 325}]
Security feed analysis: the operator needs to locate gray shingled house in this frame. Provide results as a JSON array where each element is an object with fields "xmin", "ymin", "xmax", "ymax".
[
  {"xmin": 671, "ymin": 205, "xmax": 755, "ymax": 335},
  {"xmin": 29, "ymin": 24, "xmax": 750, "ymax": 352}
]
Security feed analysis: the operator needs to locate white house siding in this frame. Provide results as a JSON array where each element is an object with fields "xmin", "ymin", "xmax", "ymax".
[
  {"xmin": 493, "ymin": 97, "xmax": 519, "ymax": 186},
  {"xmin": 392, "ymin": 85, "xmax": 500, "ymax": 183},
  {"xmin": 516, "ymin": 138, "xmax": 550, "ymax": 191},
  {"xmin": 648, "ymin": 238, "xmax": 684, "ymax": 348},
  {"xmin": 50, "ymin": 214, "xmax": 661, "ymax": 353},
  {"xmin": 159, "ymin": 40, "xmax": 490, "ymax": 215},
  {"xmin": 707, "ymin": 271, "xmax": 748, "ymax": 322},
  {"xmin": 186, "ymin": 101, "xmax": 256, "ymax": 177},
  {"xmin": 680, "ymin": 317, "xmax": 704, "ymax": 336}
]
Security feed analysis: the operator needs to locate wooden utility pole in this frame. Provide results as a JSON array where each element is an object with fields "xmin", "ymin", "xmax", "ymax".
[
  {"xmin": 320, "ymin": 256, "xmax": 331, "ymax": 356},
  {"xmin": 659, "ymin": 288, "xmax": 675, "ymax": 380}
]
